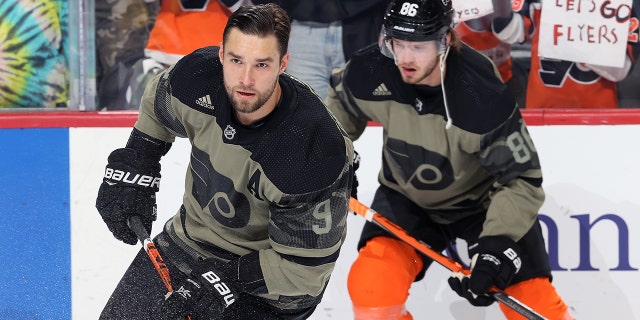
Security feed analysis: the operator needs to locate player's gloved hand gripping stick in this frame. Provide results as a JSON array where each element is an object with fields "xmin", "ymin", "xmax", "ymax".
[
  {"xmin": 128, "ymin": 216, "xmax": 193, "ymax": 320},
  {"xmin": 348, "ymin": 197, "xmax": 547, "ymax": 320}
]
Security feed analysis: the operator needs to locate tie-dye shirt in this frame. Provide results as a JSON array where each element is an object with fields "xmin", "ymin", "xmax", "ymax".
[{"xmin": 0, "ymin": 0, "xmax": 68, "ymax": 108}]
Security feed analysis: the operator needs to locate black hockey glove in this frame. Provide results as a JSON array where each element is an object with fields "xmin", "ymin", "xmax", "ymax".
[
  {"xmin": 162, "ymin": 258, "xmax": 241, "ymax": 319},
  {"xmin": 351, "ymin": 150, "xmax": 360, "ymax": 199},
  {"xmin": 448, "ymin": 236, "xmax": 522, "ymax": 306},
  {"xmin": 96, "ymin": 148, "xmax": 160, "ymax": 245}
]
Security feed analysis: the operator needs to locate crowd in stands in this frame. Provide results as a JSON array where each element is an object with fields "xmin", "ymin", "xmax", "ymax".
[{"xmin": 0, "ymin": 0, "xmax": 638, "ymax": 109}]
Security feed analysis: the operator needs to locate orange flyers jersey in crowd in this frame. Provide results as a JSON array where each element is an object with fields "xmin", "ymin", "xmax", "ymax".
[
  {"xmin": 455, "ymin": 21, "xmax": 513, "ymax": 83},
  {"xmin": 145, "ymin": 0, "xmax": 231, "ymax": 65},
  {"xmin": 513, "ymin": 0, "xmax": 639, "ymax": 108}
]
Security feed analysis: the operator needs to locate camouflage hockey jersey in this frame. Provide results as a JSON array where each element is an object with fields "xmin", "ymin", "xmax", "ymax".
[
  {"xmin": 326, "ymin": 43, "xmax": 544, "ymax": 242},
  {"xmin": 135, "ymin": 46, "xmax": 354, "ymax": 308}
]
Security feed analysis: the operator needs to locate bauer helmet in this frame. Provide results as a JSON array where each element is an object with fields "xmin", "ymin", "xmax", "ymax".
[
  {"xmin": 383, "ymin": 0, "xmax": 454, "ymax": 41},
  {"xmin": 380, "ymin": 0, "xmax": 454, "ymax": 58}
]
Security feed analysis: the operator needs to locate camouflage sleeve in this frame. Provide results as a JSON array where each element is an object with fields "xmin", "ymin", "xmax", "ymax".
[
  {"xmin": 258, "ymin": 136, "xmax": 354, "ymax": 299},
  {"xmin": 133, "ymin": 65, "xmax": 185, "ymax": 143},
  {"xmin": 476, "ymin": 109, "xmax": 544, "ymax": 241},
  {"xmin": 326, "ymin": 65, "xmax": 369, "ymax": 141}
]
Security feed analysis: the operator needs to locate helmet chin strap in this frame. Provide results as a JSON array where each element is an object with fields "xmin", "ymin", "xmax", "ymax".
[{"xmin": 439, "ymin": 44, "xmax": 453, "ymax": 130}]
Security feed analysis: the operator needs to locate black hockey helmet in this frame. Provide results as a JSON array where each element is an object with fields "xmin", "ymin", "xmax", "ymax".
[{"xmin": 383, "ymin": 0, "xmax": 454, "ymax": 41}]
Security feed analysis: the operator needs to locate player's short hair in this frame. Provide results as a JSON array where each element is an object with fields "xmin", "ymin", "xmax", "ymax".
[{"xmin": 223, "ymin": 3, "xmax": 291, "ymax": 58}]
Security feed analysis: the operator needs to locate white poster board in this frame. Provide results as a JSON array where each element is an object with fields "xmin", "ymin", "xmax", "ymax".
[
  {"xmin": 452, "ymin": 0, "xmax": 495, "ymax": 23},
  {"xmin": 538, "ymin": 0, "xmax": 633, "ymax": 67}
]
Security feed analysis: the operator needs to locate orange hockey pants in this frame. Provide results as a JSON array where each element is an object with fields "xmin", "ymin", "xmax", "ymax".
[{"xmin": 347, "ymin": 236, "xmax": 573, "ymax": 320}]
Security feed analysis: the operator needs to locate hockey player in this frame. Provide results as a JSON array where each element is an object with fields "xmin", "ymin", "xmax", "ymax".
[
  {"xmin": 326, "ymin": 0, "xmax": 574, "ymax": 319},
  {"xmin": 96, "ymin": 4, "xmax": 354, "ymax": 319},
  {"xmin": 491, "ymin": 0, "xmax": 640, "ymax": 108}
]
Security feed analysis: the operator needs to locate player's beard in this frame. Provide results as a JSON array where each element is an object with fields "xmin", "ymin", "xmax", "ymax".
[
  {"xmin": 226, "ymin": 80, "xmax": 277, "ymax": 115},
  {"xmin": 399, "ymin": 58, "xmax": 438, "ymax": 85}
]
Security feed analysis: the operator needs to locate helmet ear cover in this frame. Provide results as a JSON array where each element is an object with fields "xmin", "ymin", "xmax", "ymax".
[{"xmin": 436, "ymin": 26, "xmax": 449, "ymax": 54}]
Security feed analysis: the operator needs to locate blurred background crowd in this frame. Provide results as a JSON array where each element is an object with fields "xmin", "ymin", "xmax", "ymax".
[{"xmin": 1, "ymin": 0, "xmax": 638, "ymax": 110}]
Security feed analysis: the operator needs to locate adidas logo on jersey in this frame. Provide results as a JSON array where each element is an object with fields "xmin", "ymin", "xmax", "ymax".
[
  {"xmin": 196, "ymin": 95, "xmax": 214, "ymax": 109},
  {"xmin": 372, "ymin": 83, "xmax": 392, "ymax": 96}
]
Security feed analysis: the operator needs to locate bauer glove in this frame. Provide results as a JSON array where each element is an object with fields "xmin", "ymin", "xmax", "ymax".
[
  {"xmin": 448, "ymin": 236, "xmax": 522, "ymax": 306},
  {"xmin": 162, "ymin": 252, "xmax": 264, "ymax": 318},
  {"xmin": 96, "ymin": 148, "xmax": 160, "ymax": 245}
]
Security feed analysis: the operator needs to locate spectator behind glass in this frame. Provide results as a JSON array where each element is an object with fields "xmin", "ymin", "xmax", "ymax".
[
  {"xmin": 95, "ymin": 0, "xmax": 247, "ymax": 111},
  {"xmin": 95, "ymin": 0, "xmax": 159, "ymax": 110},
  {"xmin": 492, "ymin": 0, "xmax": 640, "ymax": 108},
  {"xmin": 250, "ymin": 0, "xmax": 391, "ymax": 101},
  {"xmin": 144, "ymin": 0, "xmax": 241, "ymax": 66},
  {"xmin": 0, "ymin": 0, "xmax": 68, "ymax": 108},
  {"xmin": 454, "ymin": 0, "xmax": 528, "ymax": 108},
  {"xmin": 125, "ymin": 0, "xmax": 247, "ymax": 110}
]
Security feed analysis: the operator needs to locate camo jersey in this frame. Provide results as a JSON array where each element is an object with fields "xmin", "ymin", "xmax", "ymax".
[
  {"xmin": 135, "ymin": 46, "xmax": 353, "ymax": 308},
  {"xmin": 326, "ymin": 43, "xmax": 544, "ymax": 242}
]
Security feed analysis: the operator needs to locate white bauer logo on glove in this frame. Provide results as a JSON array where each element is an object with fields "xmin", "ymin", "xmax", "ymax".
[
  {"xmin": 503, "ymin": 248, "xmax": 522, "ymax": 273},
  {"xmin": 104, "ymin": 168, "xmax": 161, "ymax": 188},
  {"xmin": 202, "ymin": 271, "xmax": 236, "ymax": 306}
]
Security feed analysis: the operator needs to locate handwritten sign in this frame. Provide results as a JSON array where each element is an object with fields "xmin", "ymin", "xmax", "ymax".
[
  {"xmin": 538, "ymin": 0, "xmax": 633, "ymax": 67},
  {"xmin": 452, "ymin": 0, "xmax": 495, "ymax": 23}
]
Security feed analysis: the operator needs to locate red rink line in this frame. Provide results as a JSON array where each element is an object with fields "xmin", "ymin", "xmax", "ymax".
[
  {"xmin": 1, "ymin": 109, "xmax": 640, "ymax": 128},
  {"xmin": 0, "ymin": 111, "xmax": 139, "ymax": 128}
]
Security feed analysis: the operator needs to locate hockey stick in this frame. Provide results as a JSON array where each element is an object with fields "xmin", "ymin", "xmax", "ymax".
[
  {"xmin": 348, "ymin": 197, "xmax": 547, "ymax": 320},
  {"xmin": 129, "ymin": 216, "xmax": 174, "ymax": 293},
  {"xmin": 128, "ymin": 216, "xmax": 192, "ymax": 320}
]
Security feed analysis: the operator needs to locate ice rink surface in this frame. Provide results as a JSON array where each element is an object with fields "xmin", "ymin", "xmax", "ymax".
[
  {"xmin": 70, "ymin": 125, "xmax": 640, "ymax": 319},
  {"xmin": 72, "ymin": 128, "xmax": 508, "ymax": 319}
]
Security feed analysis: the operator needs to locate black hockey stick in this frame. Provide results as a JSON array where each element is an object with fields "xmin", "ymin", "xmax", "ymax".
[
  {"xmin": 128, "ymin": 216, "xmax": 192, "ymax": 320},
  {"xmin": 349, "ymin": 197, "xmax": 547, "ymax": 320}
]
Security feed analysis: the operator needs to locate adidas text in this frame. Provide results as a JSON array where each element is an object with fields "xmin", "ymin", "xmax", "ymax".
[{"xmin": 196, "ymin": 95, "xmax": 214, "ymax": 109}]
